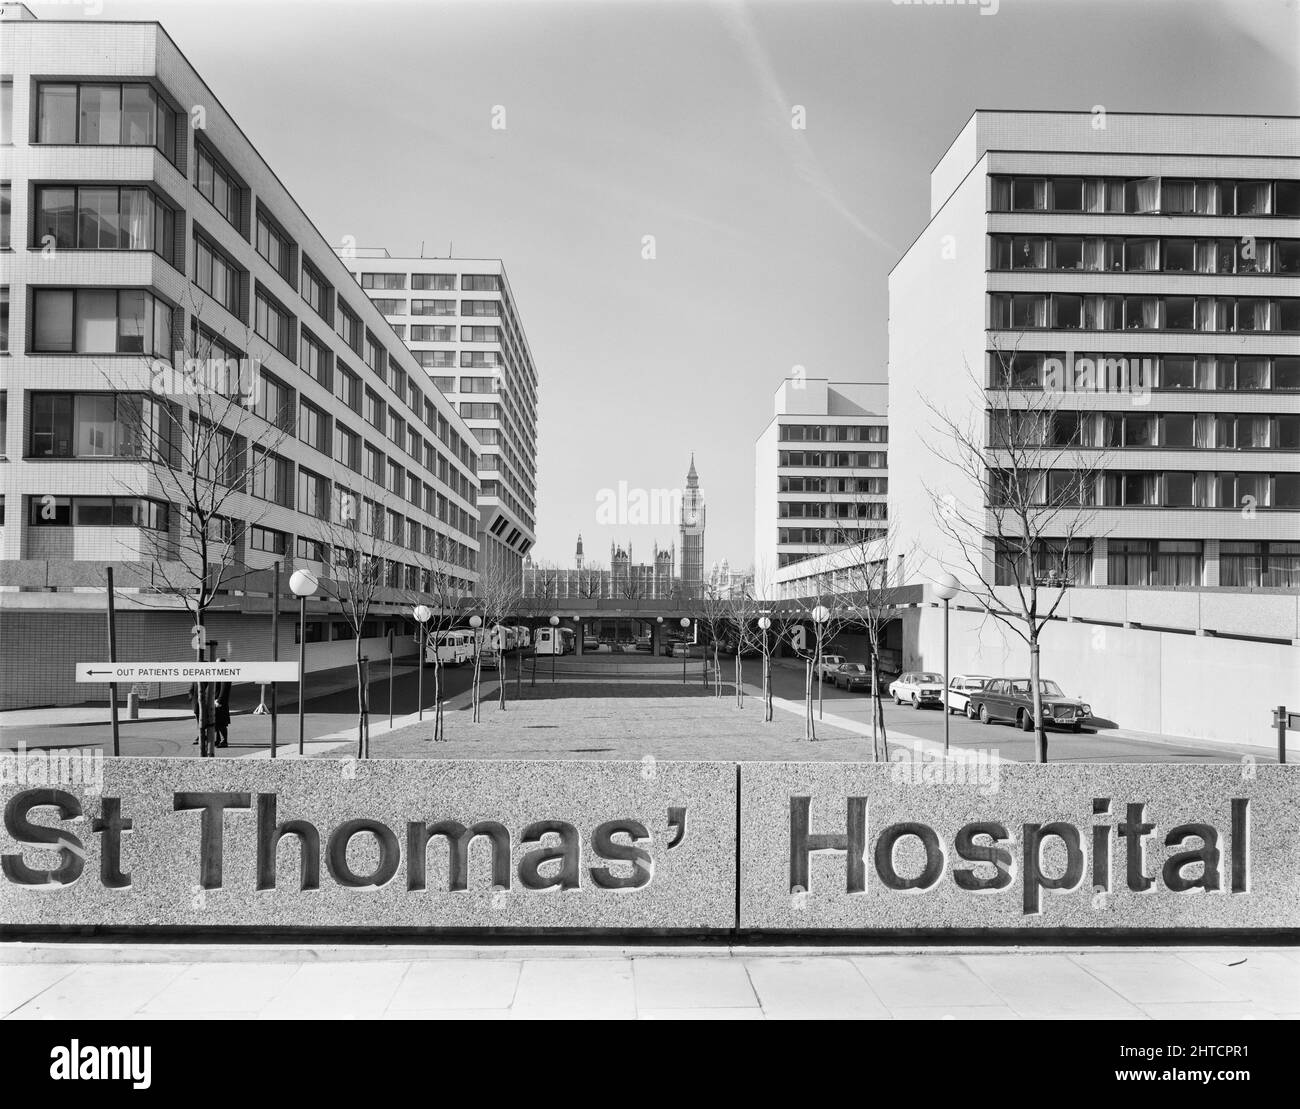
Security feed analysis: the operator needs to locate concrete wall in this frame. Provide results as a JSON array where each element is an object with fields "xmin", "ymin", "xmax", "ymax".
[
  {"xmin": 0, "ymin": 609, "xmax": 416, "ymax": 709},
  {"xmin": 906, "ymin": 602, "xmax": 1300, "ymax": 749}
]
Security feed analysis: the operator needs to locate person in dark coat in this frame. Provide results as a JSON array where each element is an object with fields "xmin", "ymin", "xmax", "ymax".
[
  {"xmin": 212, "ymin": 660, "xmax": 232, "ymax": 748},
  {"xmin": 190, "ymin": 681, "xmax": 203, "ymax": 746}
]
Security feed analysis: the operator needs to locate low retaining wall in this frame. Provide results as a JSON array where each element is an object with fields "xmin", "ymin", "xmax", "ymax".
[{"xmin": 1, "ymin": 758, "xmax": 1295, "ymax": 936}]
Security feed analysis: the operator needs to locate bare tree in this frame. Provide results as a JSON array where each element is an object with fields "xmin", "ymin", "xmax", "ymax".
[
  {"xmin": 522, "ymin": 561, "xmax": 559, "ymax": 688},
  {"xmin": 697, "ymin": 586, "xmax": 730, "ymax": 698},
  {"xmin": 469, "ymin": 558, "xmax": 525, "ymax": 719},
  {"xmin": 726, "ymin": 586, "xmax": 764, "ymax": 710},
  {"xmin": 925, "ymin": 344, "xmax": 1108, "ymax": 762},
  {"xmin": 314, "ymin": 477, "xmax": 398, "ymax": 758},
  {"xmin": 824, "ymin": 519, "xmax": 918, "ymax": 762},
  {"xmin": 108, "ymin": 310, "xmax": 292, "ymax": 755},
  {"xmin": 409, "ymin": 532, "xmax": 472, "ymax": 742}
]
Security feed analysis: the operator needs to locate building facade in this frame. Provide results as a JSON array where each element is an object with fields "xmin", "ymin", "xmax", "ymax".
[
  {"xmin": 0, "ymin": 9, "xmax": 481, "ymax": 706},
  {"xmin": 345, "ymin": 249, "xmax": 539, "ymax": 586},
  {"xmin": 754, "ymin": 378, "xmax": 889, "ymax": 598},
  {"xmin": 889, "ymin": 110, "xmax": 1300, "ymax": 590},
  {"xmin": 522, "ymin": 536, "xmax": 677, "ymax": 601}
]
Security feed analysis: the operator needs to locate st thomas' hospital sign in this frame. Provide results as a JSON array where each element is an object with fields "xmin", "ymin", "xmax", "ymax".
[{"xmin": 1, "ymin": 760, "xmax": 1296, "ymax": 934}]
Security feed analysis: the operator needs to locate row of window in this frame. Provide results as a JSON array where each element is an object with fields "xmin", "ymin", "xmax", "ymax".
[
  {"xmin": 29, "ymin": 288, "xmax": 173, "ymax": 356},
  {"xmin": 989, "ymin": 469, "xmax": 1300, "ymax": 509},
  {"xmin": 989, "ymin": 234, "xmax": 1300, "ymax": 275},
  {"xmin": 777, "ymin": 451, "xmax": 888, "ymax": 469},
  {"xmin": 34, "ymin": 185, "xmax": 179, "ymax": 265},
  {"xmin": 359, "ymin": 299, "xmax": 507, "ymax": 318},
  {"xmin": 994, "ymin": 352, "xmax": 1300, "ymax": 393},
  {"xmin": 990, "ymin": 292, "xmax": 1300, "ymax": 333},
  {"xmin": 358, "ymin": 273, "xmax": 501, "ymax": 292},
  {"xmin": 778, "ymin": 502, "xmax": 889, "ymax": 520},
  {"xmin": 34, "ymin": 82, "xmax": 178, "ymax": 162},
  {"xmin": 777, "ymin": 424, "xmax": 888, "ymax": 443},
  {"xmin": 990, "ymin": 411, "xmax": 1300, "ymax": 451},
  {"xmin": 778, "ymin": 527, "xmax": 887, "ymax": 549},
  {"xmin": 779, "ymin": 476, "xmax": 888, "ymax": 494},
  {"xmin": 993, "ymin": 540, "xmax": 1300, "ymax": 590},
  {"xmin": 989, "ymin": 175, "xmax": 1300, "ymax": 217},
  {"xmin": 27, "ymin": 496, "xmax": 171, "ymax": 531}
]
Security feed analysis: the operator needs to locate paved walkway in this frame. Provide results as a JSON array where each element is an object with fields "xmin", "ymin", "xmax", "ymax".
[{"xmin": 2, "ymin": 946, "xmax": 1295, "ymax": 1020}]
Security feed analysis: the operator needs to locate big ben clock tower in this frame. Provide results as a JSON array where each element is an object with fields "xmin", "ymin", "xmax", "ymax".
[{"xmin": 679, "ymin": 454, "xmax": 706, "ymax": 598}]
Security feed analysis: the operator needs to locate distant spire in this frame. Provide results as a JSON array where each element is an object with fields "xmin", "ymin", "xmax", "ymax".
[{"xmin": 686, "ymin": 452, "xmax": 698, "ymax": 487}]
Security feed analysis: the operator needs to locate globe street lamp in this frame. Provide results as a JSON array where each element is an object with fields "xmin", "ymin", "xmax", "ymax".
[
  {"xmin": 289, "ymin": 568, "xmax": 319, "ymax": 755},
  {"xmin": 549, "ymin": 614, "xmax": 560, "ymax": 682},
  {"xmin": 811, "ymin": 605, "xmax": 830, "ymax": 718},
  {"xmin": 758, "ymin": 616, "xmax": 772, "ymax": 715},
  {"xmin": 680, "ymin": 616, "xmax": 691, "ymax": 684},
  {"xmin": 413, "ymin": 604, "xmax": 432, "ymax": 721},
  {"xmin": 933, "ymin": 572, "xmax": 961, "ymax": 754}
]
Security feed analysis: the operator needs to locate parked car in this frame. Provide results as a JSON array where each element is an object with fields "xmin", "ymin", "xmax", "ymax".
[
  {"xmin": 831, "ymin": 662, "xmax": 873, "ymax": 692},
  {"xmin": 968, "ymin": 678, "xmax": 1092, "ymax": 732},
  {"xmin": 671, "ymin": 642, "xmax": 691, "ymax": 658},
  {"xmin": 582, "ymin": 636, "xmax": 599, "ymax": 652},
  {"xmin": 889, "ymin": 671, "xmax": 945, "ymax": 709},
  {"xmin": 945, "ymin": 674, "xmax": 993, "ymax": 716},
  {"xmin": 635, "ymin": 635, "xmax": 652, "ymax": 652},
  {"xmin": 817, "ymin": 655, "xmax": 846, "ymax": 681}
]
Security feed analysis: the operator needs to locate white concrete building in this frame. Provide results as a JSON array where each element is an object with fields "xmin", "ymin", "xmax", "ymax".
[
  {"xmin": 754, "ymin": 378, "xmax": 888, "ymax": 598},
  {"xmin": 0, "ymin": 8, "xmax": 481, "ymax": 706},
  {"xmin": 884, "ymin": 110, "xmax": 1300, "ymax": 747},
  {"xmin": 344, "ymin": 250, "xmax": 539, "ymax": 585}
]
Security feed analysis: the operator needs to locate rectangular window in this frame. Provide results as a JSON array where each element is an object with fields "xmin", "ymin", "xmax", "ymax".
[
  {"xmin": 413, "ymin": 273, "xmax": 456, "ymax": 290},
  {"xmin": 364, "ymin": 388, "xmax": 385, "ymax": 430},
  {"xmin": 298, "ymin": 399, "xmax": 329, "ymax": 453},
  {"xmin": 333, "ymin": 366, "xmax": 359, "ymax": 409},
  {"xmin": 361, "ymin": 273, "xmax": 405, "ymax": 290},
  {"xmin": 462, "ymin": 274, "xmax": 500, "ymax": 292},
  {"xmin": 371, "ymin": 298, "xmax": 406, "ymax": 315},
  {"xmin": 31, "ymin": 288, "xmax": 171, "ymax": 356},
  {"xmin": 196, "ymin": 143, "xmax": 243, "ymax": 230},
  {"xmin": 254, "ymin": 288, "xmax": 294, "ymax": 358},
  {"xmin": 193, "ymin": 233, "xmax": 242, "ymax": 316},
  {"xmin": 460, "ymin": 300, "xmax": 500, "ymax": 317},
  {"xmin": 0, "ymin": 80, "xmax": 12, "ymax": 145},
  {"xmin": 461, "ymin": 325, "xmax": 500, "ymax": 343},
  {"xmin": 0, "ymin": 182, "xmax": 9, "ymax": 250},
  {"xmin": 333, "ymin": 423, "xmax": 360, "ymax": 471},
  {"xmin": 411, "ymin": 299, "xmax": 456, "ymax": 316},
  {"xmin": 297, "ymin": 467, "xmax": 329, "ymax": 520},
  {"xmin": 254, "ymin": 372, "xmax": 293, "ymax": 430},
  {"xmin": 248, "ymin": 525, "xmax": 289, "ymax": 555},
  {"xmin": 411, "ymin": 325, "xmax": 455, "ymax": 342},
  {"xmin": 251, "ymin": 449, "xmax": 293, "ymax": 507},
  {"xmin": 255, "ymin": 208, "xmax": 295, "ymax": 283},
  {"xmin": 301, "ymin": 260, "xmax": 333, "ymax": 325},
  {"xmin": 416, "ymin": 350, "xmax": 457, "ymax": 369},
  {"xmin": 299, "ymin": 328, "xmax": 333, "ymax": 390},
  {"xmin": 337, "ymin": 303, "xmax": 361, "ymax": 352}
]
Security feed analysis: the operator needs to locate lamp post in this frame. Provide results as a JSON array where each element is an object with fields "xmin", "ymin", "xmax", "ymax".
[
  {"xmin": 413, "ymin": 604, "xmax": 432, "ymax": 721},
  {"xmin": 468, "ymin": 615, "xmax": 483, "ymax": 721},
  {"xmin": 933, "ymin": 572, "xmax": 961, "ymax": 754},
  {"xmin": 549, "ymin": 615, "xmax": 560, "ymax": 682},
  {"xmin": 758, "ymin": 615, "xmax": 772, "ymax": 719},
  {"xmin": 655, "ymin": 615, "xmax": 663, "ymax": 658},
  {"xmin": 680, "ymin": 616, "xmax": 690, "ymax": 684},
  {"xmin": 289, "ymin": 569, "xmax": 319, "ymax": 756}
]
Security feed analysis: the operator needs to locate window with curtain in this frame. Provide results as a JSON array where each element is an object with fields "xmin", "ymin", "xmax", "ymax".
[
  {"xmin": 1126, "ymin": 239, "xmax": 1159, "ymax": 272},
  {"xmin": 1276, "ymin": 474, "xmax": 1300, "ymax": 508},
  {"xmin": 1109, "ymin": 541, "xmax": 1152, "ymax": 585},
  {"xmin": 1194, "ymin": 180, "xmax": 1221, "ymax": 215},
  {"xmin": 1082, "ymin": 238, "xmax": 1106, "ymax": 271},
  {"xmin": 1194, "ymin": 240, "xmax": 1219, "ymax": 274},
  {"xmin": 1011, "ymin": 178, "xmax": 1047, "ymax": 211},
  {"xmin": 1123, "ymin": 297, "xmax": 1156, "ymax": 329},
  {"xmin": 989, "ymin": 178, "xmax": 1011, "ymax": 211},
  {"xmin": 1154, "ymin": 541, "xmax": 1202, "ymax": 587},
  {"xmin": 1233, "ymin": 181, "xmax": 1270, "ymax": 215},
  {"xmin": 1010, "ymin": 237, "xmax": 1046, "ymax": 269},
  {"xmin": 1239, "ymin": 416, "xmax": 1270, "ymax": 448},
  {"xmin": 1237, "ymin": 359, "xmax": 1269, "ymax": 390},
  {"xmin": 1126, "ymin": 177, "xmax": 1160, "ymax": 213},
  {"xmin": 1264, "ymin": 543, "xmax": 1300, "ymax": 588},
  {"xmin": 1052, "ymin": 295, "xmax": 1083, "ymax": 329},
  {"xmin": 1235, "ymin": 299, "xmax": 1269, "ymax": 332},
  {"xmin": 1197, "ymin": 298, "xmax": 1221, "ymax": 332},
  {"xmin": 1165, "ymin": 298, "xmax": 1194, "ymax": 329},
  {"xmin": 1161, "ymin": 357, "xmax": 1196, "ymax": 390},
  {"xmin": 1052, "ymin": 178, "xmax": 1084, "ymax": 211},
  {"xmin": 1193, "ymin": 415, "xmax": 1214, "ymax": 448},
  {"xmin": 1010, "ymin": 295, "xmax": 1046, "ymax": 328},
  {"xmin": 1055, "ymin": 238, "xmax": 1084, "ymax": 270},
  {"xmin": 1162, "ymin": 473, "xmax": 1196, "ymax": 507}
]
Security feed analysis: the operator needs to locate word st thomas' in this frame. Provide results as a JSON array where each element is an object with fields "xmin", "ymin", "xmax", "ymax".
[
  {"xmin": 1, "ymin": 789, "xmax": 687, "ymax": 893},
  {"xmin": 791, "ymin": 796, "xmax": 1251, "ymax": 915}
]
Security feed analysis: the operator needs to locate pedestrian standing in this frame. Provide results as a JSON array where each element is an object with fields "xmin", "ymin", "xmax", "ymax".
[{"xmin": 213, "ymin": 660, "xmax": 232, "ymax": 748}]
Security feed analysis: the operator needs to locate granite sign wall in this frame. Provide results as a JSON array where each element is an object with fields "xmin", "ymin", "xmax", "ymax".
[
  {"xmin": 0, "ymin": 759, "xmax": 738, "ymax": 931},
  {"xmin": 739, "ymin": 763, "xmax": 1298, "ymax": 931},
  {"xmin": 2, "ymin": 758, "xmax": 1297, "ymax": 934}
]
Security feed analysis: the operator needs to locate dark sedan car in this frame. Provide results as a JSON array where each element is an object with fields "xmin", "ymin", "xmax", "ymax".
[
  {"xmin": 831, "ymin": 662, "xmax": 873, "ymax": 692},
  {"xmin": 968, "ymin": 678, "xmax": 1092, "ymax": 732}
]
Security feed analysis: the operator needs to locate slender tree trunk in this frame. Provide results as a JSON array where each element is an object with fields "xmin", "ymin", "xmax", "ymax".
[
  {"xmin": 1031, "ymin": 638, "xmax": 1046, "ymax": 763},
  {"xmin": 735, "ymin": 654, "xmax": 744, "ymax": 708},
  {"xmin": 355, "ymin": 639, "xmax": 365, "ymax": 759},
  {"xmin": 871, "ymin": 656, "xmax": 881, "ymax": 761},
  {"xmin": 804, "ymin": 658, "xmax": 814, "ymax": 740},
  {"xmin": 498, "ymin": 647, "xmax": 506, "ymax": 710},
  {"xmin": 431, "ymin": 654, "xmax": 443, "ymax": 741}
]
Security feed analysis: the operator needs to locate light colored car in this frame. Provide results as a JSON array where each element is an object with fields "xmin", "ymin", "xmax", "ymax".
[
  {"xmin": 817, "ymin": 655, "xmax": 846, "ymax": 681},
  {"xmin": 889, "ymin": 671, "xmax": 945, "ymax": 709},
  {"xmin": 945, "ymin": 674, "xmax": 993, "ymax": 717}
]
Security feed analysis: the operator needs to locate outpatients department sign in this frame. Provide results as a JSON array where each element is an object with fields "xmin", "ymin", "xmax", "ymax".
[
  {"xmin": 739, "ymin": 764, "xmax": 1299, "ymax": 931},
  {"xmin": 0, "ymin": 760, "xmax": 738, "ymax": 931}
]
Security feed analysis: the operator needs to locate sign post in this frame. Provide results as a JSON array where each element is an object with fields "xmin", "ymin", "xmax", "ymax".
[
  {"xmin": 388, "ymin": 628, "xmax": 395, "ymax": 730},
  {"xmin": 1273, "ymin": 705, "xmax": 1298, "ymax": 765},
  {"xmin": 105, "ymin": 567, "xmax": 120, "ymax": 757}
]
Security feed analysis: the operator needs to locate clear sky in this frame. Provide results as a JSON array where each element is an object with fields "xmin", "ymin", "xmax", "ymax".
[{"xmin": 68, "ymin": 0, "xmax": 1300, "ymax": 572}]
